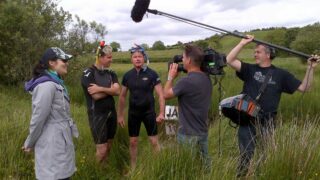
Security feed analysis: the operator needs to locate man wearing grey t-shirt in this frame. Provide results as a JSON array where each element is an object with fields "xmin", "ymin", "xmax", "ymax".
[{"xmin": 163, "ymin": 44, "xmax": 212, "ymax": 169}]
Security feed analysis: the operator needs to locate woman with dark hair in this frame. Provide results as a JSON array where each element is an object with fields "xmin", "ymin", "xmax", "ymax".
[{"xmin": 23, "ymin": 47, "xmax": 79, "ymax": 180}]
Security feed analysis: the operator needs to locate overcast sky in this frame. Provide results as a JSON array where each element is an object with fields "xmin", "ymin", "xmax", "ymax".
[{"xmin": 59, "ymin": 0, "xmax": 319, "ymax": 51}]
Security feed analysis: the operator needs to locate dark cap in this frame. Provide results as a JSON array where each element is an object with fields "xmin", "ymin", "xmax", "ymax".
[{"xmin": 40, "ymin": 47, "xmax": 72, "ymax": 64}]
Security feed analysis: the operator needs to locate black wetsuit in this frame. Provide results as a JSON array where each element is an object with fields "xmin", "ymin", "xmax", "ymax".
[
  {"xmin": 81, "ymin": 65, "xmax": 118, "ymax": 144},
  {"xmin": 122, "ymin": 67, "xmax": 161, "ymax": 137}
]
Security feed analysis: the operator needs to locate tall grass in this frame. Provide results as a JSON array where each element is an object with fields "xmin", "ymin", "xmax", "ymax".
[
  {"xmin": 2, "ymin": 94, "xmax": 320, "ymax": 179},
  {"xmin": 124, "ymin": 116, "xmax": 320, "ymax": 179},
  {"xmin": 258, "ymin": 117, "xmax": 320, "ymax": 179},
  {"xmin": 1, "ymin": 52, "xmax": 319, "ymax": 179}
]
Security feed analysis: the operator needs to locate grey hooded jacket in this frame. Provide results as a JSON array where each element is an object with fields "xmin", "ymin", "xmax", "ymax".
[{"xmin": 24, "ymin": 79, "xmax": 79, "ymax": 180}]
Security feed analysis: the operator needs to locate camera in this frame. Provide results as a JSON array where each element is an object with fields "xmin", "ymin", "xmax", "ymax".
[
  {"xmin": 168, "ymin": 55, "xmax": 187, "ymax": 73},
  {"xmin": 202, "ymin": 48, "xmax": 227, "ymax": 75},
  {"xmin": 168, "ymin": 48, "xmax": 227, "ymax": 75}
]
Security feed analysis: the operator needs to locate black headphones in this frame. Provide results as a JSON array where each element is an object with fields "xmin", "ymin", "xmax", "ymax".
[{"xmin": 269, "ymin": 47, "xmax": 276, "ymax": 60}]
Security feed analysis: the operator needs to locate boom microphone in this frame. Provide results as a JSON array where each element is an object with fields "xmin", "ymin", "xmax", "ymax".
[
  {"xmin": 130, "ymin": 1, "xmax": 311, "ymax": 59},
  {"xmin": 131, "ymin": 0, "xmax": 150, "ymax": 22}
]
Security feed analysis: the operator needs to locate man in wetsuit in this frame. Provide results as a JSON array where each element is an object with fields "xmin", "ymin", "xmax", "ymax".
[
  {"xmin": 117, "ymin": 45, "xmax": 165, "ymax": 170},
  {"xmin": 81, "ymin": 42, "xmax": 120, "ymax": 163}
]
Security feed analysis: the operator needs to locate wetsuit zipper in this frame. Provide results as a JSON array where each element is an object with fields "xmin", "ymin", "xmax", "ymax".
[{"xmin": 134, "ymin": 70, "xmax": 140, "ymax": 107}]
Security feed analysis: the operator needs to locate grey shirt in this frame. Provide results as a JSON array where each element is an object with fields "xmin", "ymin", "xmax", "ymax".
[{"xmin": 173, "ymin": 72, "xmax": 212, "ymax": 136}]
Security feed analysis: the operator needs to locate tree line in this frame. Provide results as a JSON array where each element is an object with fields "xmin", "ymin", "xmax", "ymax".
[
  {"xmin": 0, "ymin": 0, "xmax": 171, "ymax": 84},
  {"xmin": 0, "ymin": 0, "xmax": 119, "ymax": 84}
]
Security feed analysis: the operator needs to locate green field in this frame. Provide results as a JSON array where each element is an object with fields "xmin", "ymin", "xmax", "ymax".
[
  {"xmin": 1, "ymin": 32, "xmax": 320, "ymax": 179},
  {"xmin": 1, "ymin": 50, "xmax": 320, "ymax": 179},
  {"xmin": 110, "ymin": 29, "xmax": 280, "ymax": 64},
  {"xmin": 1, "ymin": 1, "xmax": 319, "ymax": 178}
]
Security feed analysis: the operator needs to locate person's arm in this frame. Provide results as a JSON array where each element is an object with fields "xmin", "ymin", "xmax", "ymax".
[
  {"xmin": 155, "ymin": 83, "xmax": 165, "ymax": 123},
  {"xmin": 81, "ymin": 68, "xmax": 106, "ymax": 100},
  {"xmin": 88, "ymin": 83, "xmax": 120, "ymax": 100},
  {"xmin": 117, "ymin": 86, "xmax": 128, "ymax": 128},
  {"xmin": 88, "ymin": 71, "xmax": 121, "ymax": 100},
  {"xmin": 23, "ymin": 82, "xmax": 55, "ymax": 151},
  {"xmin": 90, "ymin": 93, "xmax": 107, "ymax": 100},
  {"xmin": 297, "ymin": 55, "xmax": 320, "ymax": 92},
  {"xmin": 164, "ymin": 63, "xmax": 179, "ymax": 99},
  {"xmin": 226, "ymin": 35, "xmax": 254, "ymax": 72}
]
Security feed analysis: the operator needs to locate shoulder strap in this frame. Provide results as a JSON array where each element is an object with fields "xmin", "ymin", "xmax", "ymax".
[{"xmin": 255, "ymin": 69, "xmax": 273, "ymax": 101}]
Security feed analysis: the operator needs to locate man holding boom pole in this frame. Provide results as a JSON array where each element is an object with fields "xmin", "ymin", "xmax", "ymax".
[{"xmin": 226, "ymin": 35, "xmax": 319, "ymax": 177}]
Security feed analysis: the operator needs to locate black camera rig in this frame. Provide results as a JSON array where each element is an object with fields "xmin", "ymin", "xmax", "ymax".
[{"xmin": 168, "ymin": 48, "xmax": 227, "ymax": 75}]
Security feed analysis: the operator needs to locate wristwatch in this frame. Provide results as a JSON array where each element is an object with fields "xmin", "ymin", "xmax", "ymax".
[{"xmin": 167, "ymin": 76, "xmax": 173, "ymax": 81}]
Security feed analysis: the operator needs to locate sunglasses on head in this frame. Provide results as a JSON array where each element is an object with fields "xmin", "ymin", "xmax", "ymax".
[{"xmin": 130, "ymin": 47, "xmax": 144, "ymax": 54}]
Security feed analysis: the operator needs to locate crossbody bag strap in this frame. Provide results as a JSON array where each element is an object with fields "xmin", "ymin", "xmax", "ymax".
[{"xmin": 255, "ymin": 69, "xmax": 274, "ymax": 101}]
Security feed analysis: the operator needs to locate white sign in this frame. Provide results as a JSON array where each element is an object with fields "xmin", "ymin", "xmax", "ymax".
[{"xmin": 165, "ymin": 105, "xmax": 179, "ymax": 120}]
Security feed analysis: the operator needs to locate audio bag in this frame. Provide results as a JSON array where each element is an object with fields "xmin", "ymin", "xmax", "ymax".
[{"xmin": 219, "ymin": 69, "xmax": 273, "ymax": 126}]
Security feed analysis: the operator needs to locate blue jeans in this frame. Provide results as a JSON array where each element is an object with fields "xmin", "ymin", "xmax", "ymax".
[{"xmin": 177, "ymin": 132, "xmax": 211, "ymax": 169}]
